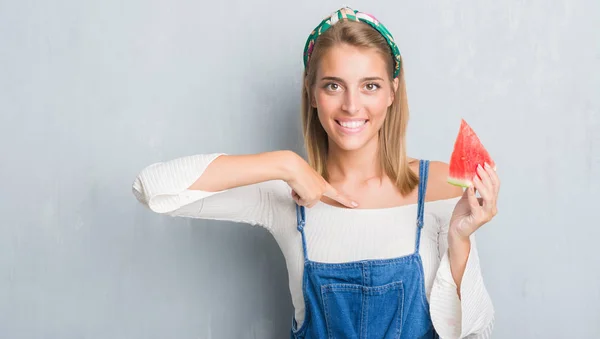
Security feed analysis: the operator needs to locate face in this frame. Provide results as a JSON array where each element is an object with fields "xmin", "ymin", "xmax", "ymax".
[{"xmin": 310, "ymin": 43, "xmax": 399, "ymax": 152}]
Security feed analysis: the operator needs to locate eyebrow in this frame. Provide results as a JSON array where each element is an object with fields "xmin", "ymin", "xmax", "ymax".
[{"xmin": 320, "ymin": 76, "xmax": 385, "ymax": 82}]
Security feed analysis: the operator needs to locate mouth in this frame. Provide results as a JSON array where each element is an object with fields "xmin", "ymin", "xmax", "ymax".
[{"xmin": 335, "ymin": 119, "xmax": 369, "ymax": 134}]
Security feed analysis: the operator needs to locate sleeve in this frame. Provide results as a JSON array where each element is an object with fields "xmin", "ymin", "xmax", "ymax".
[
  {"xmin": 429, "ymin": 201, "xmax": 495, "ymax": 339},
  {"xmin": 131, "ymin": 153, "xmax": 293, "ymax": 234}
]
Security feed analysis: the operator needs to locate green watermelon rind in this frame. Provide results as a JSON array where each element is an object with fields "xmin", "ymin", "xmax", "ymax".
[
  {"xmin": 447, "ymin": 163, "xmax": 497, "ymax": 188},
  {"xmin": 447, "ymin": 177, "xmax": 471, "ymax": 188}
]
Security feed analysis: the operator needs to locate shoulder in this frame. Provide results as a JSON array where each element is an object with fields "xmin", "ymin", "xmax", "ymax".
[{"xmin": 424, "ymin": 160, "xmax": 463, "ymax": 201}]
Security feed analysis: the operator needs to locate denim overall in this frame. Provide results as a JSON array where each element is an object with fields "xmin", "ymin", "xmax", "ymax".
[{"xmin": 290, "ymin": 160, "xmax": 439, "ymax": 339}]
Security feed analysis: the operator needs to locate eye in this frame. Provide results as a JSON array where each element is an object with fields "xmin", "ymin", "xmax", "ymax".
[
  {"xmin": 324, "ymin": 83, "xmax": 341, "ymax": 91},
  {"xmin": 364, "ymin": 83, "xmax": 381, "ymax": 91}
]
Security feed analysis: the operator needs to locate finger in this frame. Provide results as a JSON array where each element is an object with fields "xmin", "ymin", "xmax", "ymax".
[
  {"xmin": 323, "ymin": 183, "xmax": 358, "ymax": 208},
  {"xmin": 467, "ymin": 185, "xmax": 480, "ymax": 210},
  {"xmin": 294, "ymin": 198, "xmax": 302, "ymax": 206},
  {"xmin": 296, "ymin": 196, "xmax": 309, "ymax": 206},
  {"xmin": 477, "ymin": 164, "xmax": 493, "ymax": 193},
  {"xmin": 482, "ymin": 164, "xmax": 499, "ymax": 216},
  {"xmin": 474, "ymin": 174, "xmax": 497, "ymax": 217},
  {"xmin": 480, "ymin": 163, "xmax": 499, "ymax": 207},
  {"xmin": 291, "ymin": 191, "xmax": 301, "ymax": 205},
  {"xmin": 473, "ymin": 175, "xmax": 492, "ymax": 205},
  {"xmin": 461, "ymin": 186, "xmax": 469, "ymax": 199},
  {"xmin": 484, "ymin": 162, "xmax": 500, "ymax": 194}
]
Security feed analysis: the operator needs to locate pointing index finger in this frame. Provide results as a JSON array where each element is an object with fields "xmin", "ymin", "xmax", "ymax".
[{"xmin": 323, "ymin": 183, "xmax": 358, "ymax": 208}]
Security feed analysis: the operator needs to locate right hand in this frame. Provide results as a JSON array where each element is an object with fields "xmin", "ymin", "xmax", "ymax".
[{"xmin": 285, "ymin": 153, "xmax": 358, "ymax": 209}]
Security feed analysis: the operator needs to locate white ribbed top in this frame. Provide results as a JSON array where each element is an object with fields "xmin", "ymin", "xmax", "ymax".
[{"xmin": 132, "ymin": 153, "xmax": 495, "ymax": 339}]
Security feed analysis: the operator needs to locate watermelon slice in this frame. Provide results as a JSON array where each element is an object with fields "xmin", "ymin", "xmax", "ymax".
[{"xmin": 448, "ymin": 119, "xmax": 496, "ymax": 187}]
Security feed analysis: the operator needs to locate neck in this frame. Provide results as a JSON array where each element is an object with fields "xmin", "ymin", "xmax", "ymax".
[{"xmin": 326, "ymin": 136, "xmax": 382, "ymax": 183}]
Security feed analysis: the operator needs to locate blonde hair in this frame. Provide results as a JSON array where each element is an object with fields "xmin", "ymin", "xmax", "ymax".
[{"xmin": 301, "ymin": 20, "xmax": 419, "ymax": 195}]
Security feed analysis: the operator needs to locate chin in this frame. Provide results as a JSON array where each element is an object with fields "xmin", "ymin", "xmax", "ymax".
[{"xmin": 328, "ymin": 133, "xmax": 377, "ymax": 152}]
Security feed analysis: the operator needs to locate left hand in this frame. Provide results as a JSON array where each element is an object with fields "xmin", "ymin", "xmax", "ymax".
[{"xmin": 449, "ymin": 162, "xmax": 500, "ymax": 240}]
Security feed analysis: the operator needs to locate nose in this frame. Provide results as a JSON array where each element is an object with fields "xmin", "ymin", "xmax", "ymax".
[{"xmin": 341, "ymin": 88, "xmax": 361, "ymax": 114}]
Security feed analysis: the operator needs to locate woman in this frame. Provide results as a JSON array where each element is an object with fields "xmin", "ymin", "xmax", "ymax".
[{"xmin": 132, "ymin": 7, "xmax": 498, "ymax": 338}]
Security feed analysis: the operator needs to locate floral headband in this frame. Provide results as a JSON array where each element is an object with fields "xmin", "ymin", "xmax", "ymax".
[{"xmin": 303, "ymin": 7, "xmax": 402, "ymax": 78}]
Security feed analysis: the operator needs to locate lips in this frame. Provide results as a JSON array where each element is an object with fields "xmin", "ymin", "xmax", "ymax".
[
  {"xmin": 337, "ymin": 120, "xmax": 367, "ymax": 128},
  {"xmin": 335, "ymin": 119, "xmax": 369, "ymax": 134}
]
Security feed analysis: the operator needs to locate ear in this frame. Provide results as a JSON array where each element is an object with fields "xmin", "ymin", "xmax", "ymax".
[{"xmin": 389, "ymin": 77, "xmax": 399, "ymax": 105}]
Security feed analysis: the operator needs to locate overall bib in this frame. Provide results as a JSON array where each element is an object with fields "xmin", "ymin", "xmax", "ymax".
[{"xmin": 291, "ymin": 160, "xmax": 439, "ymax": 339}]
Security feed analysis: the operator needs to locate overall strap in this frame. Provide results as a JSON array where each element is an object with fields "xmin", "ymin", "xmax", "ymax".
[
  {"xmin": 295, "ymin": 204, "xmax": 309, "ymax": 261},
  {"xmin": 414, "ymin": 159, "xmax": 430, "ymax": 254}
]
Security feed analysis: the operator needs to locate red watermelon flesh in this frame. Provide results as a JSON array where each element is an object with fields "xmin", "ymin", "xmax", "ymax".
[{"xmin": 448, "ymin": 119, "xmax": 495, "ymax": 187}]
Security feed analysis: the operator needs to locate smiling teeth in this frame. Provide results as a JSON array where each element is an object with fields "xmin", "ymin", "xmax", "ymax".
[{"xmin": 339, "ymin": 120, "xmax": 366, "ymax": 128}]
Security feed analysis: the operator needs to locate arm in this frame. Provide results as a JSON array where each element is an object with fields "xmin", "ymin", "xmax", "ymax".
[
  {"xmin": 425, "ymin": 162, "xmax": 468, "ymax": 293},
  {"xmin": 447, "ymin": 228, "xmax": 471, "ymax": 297},
  {"xmin": 132, "ymin": 150, "xmax": 356, "ymax": 232},
  {"xmin": 426, "ymin": 162, "xmax": 495, "ymax": 339},
  {"xmin": 187, "ymin": 151, "xmax": 295, "ymax": 192},
  {"xmin": 432, "ymin": 217, "xmax": 495, "ymax": 339},
  {"xmin": 132, "ymin": 151, "xmax": 297, "ymax": 232}
]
